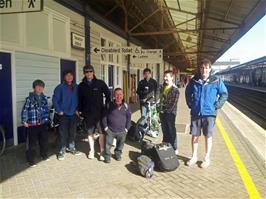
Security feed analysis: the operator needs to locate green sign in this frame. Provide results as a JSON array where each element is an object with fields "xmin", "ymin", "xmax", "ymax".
[{"xmin": 0, "ymin": 0, "xmax": 43, "ymax": 14}]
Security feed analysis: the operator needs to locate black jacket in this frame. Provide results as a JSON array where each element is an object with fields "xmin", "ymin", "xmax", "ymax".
[
  {"xmin": 136, "ymin": 78, "xmax": 158, "ymax": 104},
  {"xmin": 78, "ymin": 77, "xmax": 111, "ymax": 124}
]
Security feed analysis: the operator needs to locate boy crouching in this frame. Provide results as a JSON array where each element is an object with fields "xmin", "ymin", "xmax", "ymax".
[{"xmin": 102, "ymin": 88, "xmax": 131, "ymax": 163}]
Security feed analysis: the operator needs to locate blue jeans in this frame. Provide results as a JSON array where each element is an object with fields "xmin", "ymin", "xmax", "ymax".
[
  {"xmin": 104, "ymin": 129, "xmax": 127, "ymax": 160},
  {"xmin": 58, "ymin": 114, "xmax": 77, "ymax": 153},
  {"xmin": 159, "ymin": 113, "xmax": 177, "ymax": 150}
]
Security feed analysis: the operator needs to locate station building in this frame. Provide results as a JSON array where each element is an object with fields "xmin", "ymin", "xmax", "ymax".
[{"xmin": 0, "ymin": 0, "xmax": 173, "ymax": 146}]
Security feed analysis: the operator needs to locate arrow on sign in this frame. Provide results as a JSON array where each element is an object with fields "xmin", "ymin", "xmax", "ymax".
[{"xmin": 94, "ymin": 48, "xmax": 100, "ymax": 53}]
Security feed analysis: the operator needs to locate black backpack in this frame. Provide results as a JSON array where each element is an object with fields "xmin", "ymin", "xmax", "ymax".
[
  {"xmin": 153, "ymin": 143, "xmax": 179, "ymax": 172},
  {"xmin": 141, "ymin": 140, "xmax": 155, "ymax": 157},
  {"xmin": 127, "ymin": 121, "xmax": 143, "ymax": 142}
]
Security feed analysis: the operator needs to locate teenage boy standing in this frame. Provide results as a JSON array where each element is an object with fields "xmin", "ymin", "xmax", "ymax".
[{"xmin": 185, "ymin": 58, "xmax": 228, "ymax": 168}]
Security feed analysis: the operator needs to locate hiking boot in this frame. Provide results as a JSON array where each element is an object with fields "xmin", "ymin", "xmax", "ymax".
[
  {"xmin": 187, "ymin": 158, "xmax": 197, "ymax": 166},
  {"xmin": 57, "ymin": 152, "xmax": 65, "ymax": 161}
]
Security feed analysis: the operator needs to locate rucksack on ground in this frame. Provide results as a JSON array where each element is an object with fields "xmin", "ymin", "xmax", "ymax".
[
  {"xmin": 153, "ymin": 143, "xmax": 179, "ymax": 172},
  {"xmin": 141, "ymin": 140, "xmax": 155, "ymax": 157},
  {"xmin": 137, "ymin": 155, "xmax": 155, "ymax": 178}
]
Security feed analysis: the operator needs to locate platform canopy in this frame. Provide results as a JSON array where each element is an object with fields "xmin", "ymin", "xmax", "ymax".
[{"xmin": 84, "ymin": 0, "xmax": 265, "ymax": 71}]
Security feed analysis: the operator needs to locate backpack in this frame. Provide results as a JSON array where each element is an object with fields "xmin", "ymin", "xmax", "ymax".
[
  {"xmin": 153, "ymin": 143, "xmax": 179, "ymax": 172},
  {"xmin": 127, "ymin": 121, "xmax": 143, "ymax": 142},
  {"xmin": 141, "ymin": 140, "xmax": 155, "ymax": 157},
  {"xmin": 137, "ymin": 155, "xmax": 155, "ymax": 178}
]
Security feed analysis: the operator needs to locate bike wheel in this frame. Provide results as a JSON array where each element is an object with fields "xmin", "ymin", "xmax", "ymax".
[
  {"xmin": 0, "ymin": 125, "xmax": 6, "ymax": 156},
  {"xmin": 135, "ymin": 116, "xmax": 148, "ymax": 141}
]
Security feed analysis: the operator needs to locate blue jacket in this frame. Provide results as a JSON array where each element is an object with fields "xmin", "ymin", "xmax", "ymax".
[
  {"xmin": 21, "ymin": 92, "xmax": 49, "ymax": 126},
  {"xmin": 185, "ymin": 74, "xmax": 228, "ymax": 116},
  {"xmin": 52, "ymin": 82, "xmax": 78, "ymax": 116}
]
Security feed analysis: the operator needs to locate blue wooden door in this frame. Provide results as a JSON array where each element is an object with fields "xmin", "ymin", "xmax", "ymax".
[{"xmin": 0, "ymin": 52, "xmax": 13, "ymax": 145}]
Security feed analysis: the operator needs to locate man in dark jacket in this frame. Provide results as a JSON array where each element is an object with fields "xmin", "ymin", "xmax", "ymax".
[
  {"xmin": 136, "ymin": 68, "xmax": 158, "ymax": 116},
  {"xmin": 102, "ymin": 88, "xmax": 131, "ymax": 163},
  {"xmin": 159, "ymin": 70, "xmax": 179, "ymax": 155},
  {"xmin": 78, "ymin": 65, "xmax": 111, "ymax": 160},
  {"xmin": 185, "ymin": 58, "xmax": 228, "ymax": 168}
]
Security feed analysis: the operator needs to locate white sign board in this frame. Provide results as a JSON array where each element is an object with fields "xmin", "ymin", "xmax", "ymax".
[
  {"xmin": 0, "ymin": 0, "xmax": 43, "ymax": 14},
  {"xmin": 71, "ymin": 32, "xmax": 85, "ymax": 50},
  {"xmin": 91, "ymin": 46, "xmax": 141, "ymax": 55},
  {"xmin": 131, "ymin": 49, "xmax": 163, "ymax": 64}
]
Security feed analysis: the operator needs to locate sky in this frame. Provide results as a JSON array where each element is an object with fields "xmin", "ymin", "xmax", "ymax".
[{"xmin": 217, "ymin": 15, "xmax": 266, "ymax": 64}]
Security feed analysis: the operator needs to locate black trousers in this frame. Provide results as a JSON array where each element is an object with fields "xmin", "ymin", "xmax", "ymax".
[
  {"xmin": 26, "ymin": 124, "xmax": 48, "ymax": 163},
  {"xmin": 159, "ymin": 113, "xmax": 177, "ymax": 150}
]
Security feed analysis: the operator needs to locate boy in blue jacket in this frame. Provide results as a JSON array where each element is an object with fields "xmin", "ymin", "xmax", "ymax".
[
  {"xmin": 21, "ymin": 80, "xmax": 49, "ymax": 167},
  {"xmin": 52, "ymin": 71, "xmax": 80, "ymax": 160},
  {"xmin": 185, "ymin": 58, "xmax": 228, "ymax": 168}
]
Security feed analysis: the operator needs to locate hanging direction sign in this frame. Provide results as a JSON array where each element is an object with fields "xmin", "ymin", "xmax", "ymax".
[
  {"xmin": 131, "ymin": 49, "xmax": 163, "ymax": 64},
  {"xmin": 0, "ymin": 0, "xmax": 43, "ymax": 14},
  {"xmin": 91, "ymin": 46, "xmax": 142, "ymax": 55}
]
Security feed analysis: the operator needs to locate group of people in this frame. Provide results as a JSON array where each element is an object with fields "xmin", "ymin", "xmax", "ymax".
[
  {"xmin": 22, "ymin": 65, "xmax": 131, "ymax": 166},
  {"xmin": 134, "ymin": 58, "xmax": 227, "ymax": 168},
  {"xmin": 21, "ymin": 58, "xmax": 228, "ymax": 169}
]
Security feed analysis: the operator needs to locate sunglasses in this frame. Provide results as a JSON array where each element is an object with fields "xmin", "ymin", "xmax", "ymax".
[{"xmin": 85, "ymin": 70, "xmax": 93, "ymax": 73}]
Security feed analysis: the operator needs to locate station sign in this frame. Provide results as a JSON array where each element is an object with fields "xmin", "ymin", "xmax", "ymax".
[
  {"xmin": 131, "ymin": 49, "xmax": 163, "ymax": 64},
  {"xmin": 91, "ymin": 46, "xmax": 142, "ymax": 55},
  {"xmin": 71, "ymin": 32, "xmax": 85, "ymax": 50},
  {"xmin": 0, "ymin": 0, "xmax": 43, "ymax": 14}
]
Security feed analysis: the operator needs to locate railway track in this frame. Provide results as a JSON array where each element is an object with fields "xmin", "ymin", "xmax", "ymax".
[{"xmin": 226, "ymin": 84, "xmax": 266, "ymax": 129}]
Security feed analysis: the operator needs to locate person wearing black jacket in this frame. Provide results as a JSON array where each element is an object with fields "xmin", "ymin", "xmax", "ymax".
[
  {"xmin": 78, "ymin": 65, "xmax": 111, "ymax": 160},
  {"xmin": 136, "ymin": 68, "xmax": 158, "ymax": 117}
]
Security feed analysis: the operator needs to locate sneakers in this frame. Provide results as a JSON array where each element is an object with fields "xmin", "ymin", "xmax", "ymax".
[
  {"xmin": 115, "ymin": 155, "xmax": 121, "ymax": 161},
  {"xmin": 201, "ymin": 159, "xmax": 210, "ymax": 168},
  {"xmin": 104, "ymin": 158, "xmax": 111, "ymax": 163},
  {"xmin": 88, "ymin": 151, "xmax": 95, "ymax": 159},
  {"xmin": 66, "ymin": 148, "xmax": 81, "ymax": 156},
  {"xmin": 28, "ymin": 162, "xmax": 37, "ymax": 167},
  {"xmin": 57, "ymin": 152, "xmax": 65, "ymax": 161},
  {"xmin": 187, "ymin": 158, "xmax": 197, "ymax": 166},
  {"xmin": 99, "ymin": 152, "xmax": 105, "ymax": 161},
  {"xmin": 175, "ymin": 150, "xmax": 179, "ymax": 155},
  {"xmin": 42, "ymin": 156, "xmax": 50, "ymax": 161}
]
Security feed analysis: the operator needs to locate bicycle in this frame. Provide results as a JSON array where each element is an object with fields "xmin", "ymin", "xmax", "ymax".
[
  {"xmin": 135, "ymin": 96, "xmax": 161, "ymax": 141},
  {"xmin": 0, "ymin": 125, "xmax": 6, "ymax": 156}
]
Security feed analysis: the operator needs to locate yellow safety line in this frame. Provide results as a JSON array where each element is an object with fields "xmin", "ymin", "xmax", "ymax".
[{"xmin": 216, "ymin": 117, "xmax": 261, "ymax": 199}]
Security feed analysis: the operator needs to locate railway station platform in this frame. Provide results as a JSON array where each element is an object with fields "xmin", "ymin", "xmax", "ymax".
[{"xmin": 0, "ymin": 88, "xmax": 265, "ymax": 199}]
